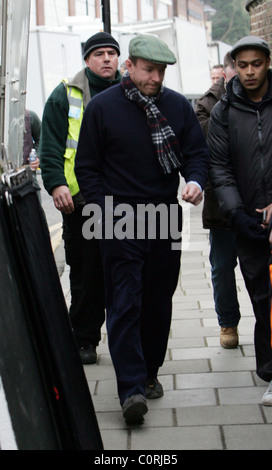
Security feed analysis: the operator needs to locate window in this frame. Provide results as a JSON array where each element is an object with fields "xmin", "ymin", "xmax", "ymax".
[
  {"xmin": 110, "ymin": 0, "xmax": 119, "ymax": 24},
  {"xmin": 44, "ymin": 0, "xmax": 68, "ymax": 27},
  {"xmin": 157, "ymin": 1, "xmax": 168, "ymax": 19},
  {"xmin": 123, "ymin": 0, "xmax": 138, "ymax": 23},
  {"xmin": 142, "ymin": 0, "xmax": 154, "ymax": 20},
  {"xmin": 76, "ymin": 0, "xmax": 96, "ymax": 18}
]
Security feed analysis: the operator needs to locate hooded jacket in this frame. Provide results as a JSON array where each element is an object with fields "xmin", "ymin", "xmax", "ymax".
[{"xmin": 208, "ymin": 70, "xmax": 272, "ymax": 220}]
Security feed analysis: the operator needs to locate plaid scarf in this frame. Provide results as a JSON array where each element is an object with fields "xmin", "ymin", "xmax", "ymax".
[{"xmin": 122, "ymin": 72, "xmax": 182, "ymax": 175}]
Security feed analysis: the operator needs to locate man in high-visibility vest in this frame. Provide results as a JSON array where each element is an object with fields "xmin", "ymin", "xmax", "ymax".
[{"xmin": 40, "ymin": 32, "xmax": 121, "ymax": 364}]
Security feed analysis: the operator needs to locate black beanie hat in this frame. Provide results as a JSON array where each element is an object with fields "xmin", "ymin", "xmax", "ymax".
[{"xmin": 83, "ymin": 32, "xmax": 120, "ymax": 60}]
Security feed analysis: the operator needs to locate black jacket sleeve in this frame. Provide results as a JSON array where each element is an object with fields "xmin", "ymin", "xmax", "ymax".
[{"xmin": 207, "ymin": 101, "xmax": 243, "ymax": 217}]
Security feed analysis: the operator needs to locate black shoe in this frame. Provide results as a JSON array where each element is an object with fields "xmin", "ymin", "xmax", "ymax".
[
  {"xmin": 122, "ymin": 394, "xmax": 148, "ymax": 425},
  {"xmin": 145, "ymin": 378, "xmax": 164, "ymax": 399},
  {"xmin": 79, "ymin": 345, "xmax": 97, "ymax": 364}
]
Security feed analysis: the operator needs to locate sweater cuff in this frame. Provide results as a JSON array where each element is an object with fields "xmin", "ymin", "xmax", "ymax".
[{"xmin": 187, "ymin": 181, "xmax": 203, "ymax": 192}]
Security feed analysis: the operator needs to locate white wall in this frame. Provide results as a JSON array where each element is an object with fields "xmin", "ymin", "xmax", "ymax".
[
  {"xmin": 208, "ymin": 40, "xmax": 232, "ymax": 69},
  {"xmin": 175, "ymin": 18, "xmax": 210, "ymax": 96},
  {"xmin": 26, "ymin": 31, "xmax": 83, "ymax": 119}
]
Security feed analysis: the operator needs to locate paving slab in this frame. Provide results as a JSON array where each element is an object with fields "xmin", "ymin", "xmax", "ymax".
[
  {"xmin": 130, "ymin": 425, "xmax": 223, "ymax": 450},
  {"xmin": 223, "ymin": 425, "xmax": 272, "ymax": 450}
]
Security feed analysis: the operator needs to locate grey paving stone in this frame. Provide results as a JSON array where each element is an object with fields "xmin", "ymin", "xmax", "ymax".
[
  {"xmin": 99, "ymin": 429, "xmax": 128, "ymax": 450},
  {"xmin": 96, "ymin": 408, "xmax": 174, "ymax": 431},
  {"xmin": 207, "ymin": 335, "xmax": 254, "ymax": 347},
  {"xmin": 223, "ymin": 424, "xmax": 272, "ymax": 450},
  {"xmin": 130, "ymin": 425, "xmax": 223, "ymax": 450},
  {"xmin": 172, "ymin": 308, "xmax": 217, "ymax": 320},
  {"xmin": 167, "ymin": 337, "xmax": 205, "ymax": 348},
  {"xmin": 83, "ymin": 364, "xmax": 116, "ymax": 381},
  {"xmin": 242, "ymin": 344, "xmax": 256, "ymax": 356},
  {"xmin": 210, "ymin": 356, "xmax": 257, "ymax": 372},
  {"xmin": 96, "ymin": 375, "xmax": 173, "ymax": 396},
  {"xmin": 96, "ymin": 411, "xmax": 128, "ymax": 430},
  {"xmin": 174, "ymin": 289, "xmax": 213, "ymax": 297},
  {"xmin": 176, "ymin": 404, "xmax": 264, "ymax": 426},
  {"xmin": 159, "ymin": 358, "xmax": 210, "ymax": 375},
  {"xmin": 172, "ymin": 346, "xmax": 243, "ymax": 361},
  {"xmin": 263, "ymin": 406, "xmax": 272, "ymax": 423},
  {"xmin": 146, "ymin": 389, "xmax": 217, "ymax": 409},
  {"xmin": 218, "ymin": 386, "xmax": 267, "ymax": 405},
  {"xmin": 172, "ymin": 299, "xmax": 199, "ymax": 309},
  {"xmin": 92, "ymin": 394, "xmax": 121, "ymax": 413},
  {"xmin": 171, "ymin": 318, "xmax": 202, "ymax": 329},
  {"xmin": 179, "ymin": 278, "xmax": 211, "ymax": 289},
  {"xmin": 176, "ymin": 371, "xmax": 254, "ymax": 390},
  {"xmin": 170, "ymin": 325, "xmax": 218, "ymax": 339}
]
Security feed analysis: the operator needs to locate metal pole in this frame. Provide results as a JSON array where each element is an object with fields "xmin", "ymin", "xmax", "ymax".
[{"xmin": 101, "ymin": 0, "xmax": 111, "ymax": 33}]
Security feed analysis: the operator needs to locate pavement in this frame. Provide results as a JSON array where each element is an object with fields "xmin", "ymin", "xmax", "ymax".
[{"xmin": 52, "ymin": 196, "xmax": 272, "ymax": 451}]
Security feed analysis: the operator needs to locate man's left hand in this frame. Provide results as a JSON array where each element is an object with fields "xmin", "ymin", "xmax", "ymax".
[{"xmin": 181, "ymin": 183, "xmax": 203, "ymax": 206}]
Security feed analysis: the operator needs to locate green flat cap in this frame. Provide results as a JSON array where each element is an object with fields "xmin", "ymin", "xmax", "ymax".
[{"xmin": 129, "ymin": 34, "xmax": 176, "ymax": 65}]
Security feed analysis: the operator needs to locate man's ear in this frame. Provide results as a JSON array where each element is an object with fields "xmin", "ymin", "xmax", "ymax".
[{"xmin": 125, "ymin": 59, "xmax": 133, "ymax": 73}]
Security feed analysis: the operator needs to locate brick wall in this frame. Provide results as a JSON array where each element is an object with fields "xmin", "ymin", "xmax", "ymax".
[
  {"xmin": 177, "ymin": 0, "xmax": 204, "ymax": 25},
  {"xmin": 246, "ymin": 0, "xmax": 272, "ymax": 49}
]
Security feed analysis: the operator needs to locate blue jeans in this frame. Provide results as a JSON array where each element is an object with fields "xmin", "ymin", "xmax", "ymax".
[{"xmin": 209, "ymin": 228, "xmax": 241, "ymax": 327}]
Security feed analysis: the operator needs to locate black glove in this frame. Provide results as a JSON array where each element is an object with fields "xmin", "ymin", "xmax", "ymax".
[{"xmin": 230, "ymin": 209, "xmax": 268, "ymax": 242}]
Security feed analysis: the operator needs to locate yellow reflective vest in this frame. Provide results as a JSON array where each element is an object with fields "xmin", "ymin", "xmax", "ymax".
[{"xmin": 63, "ymin": 79, "xmax": 84, "ymax": 197}]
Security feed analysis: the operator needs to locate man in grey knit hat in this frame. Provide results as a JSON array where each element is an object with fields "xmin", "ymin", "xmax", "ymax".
[{"xmin": 209, "ymin": 36, "xmax": 272, "ymax": 407}]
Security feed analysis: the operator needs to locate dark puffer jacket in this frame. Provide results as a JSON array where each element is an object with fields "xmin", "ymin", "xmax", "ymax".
[
  {"xmin": 208, "ymin": 70, "xmax": 272, "ymax": 220},
  {"xmin": 195, "ymin": 77, "xmax": 231, "ymax": 230}
]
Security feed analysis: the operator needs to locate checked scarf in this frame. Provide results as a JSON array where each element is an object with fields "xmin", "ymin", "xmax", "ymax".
[{"xmin": 122, "ymin": 72, "xmax": 183, "ymax": 175}]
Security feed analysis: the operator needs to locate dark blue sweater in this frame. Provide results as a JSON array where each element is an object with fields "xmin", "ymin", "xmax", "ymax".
[{"xmin": 75, "ymin": 84, "xmax": 209, "ymax": 207}]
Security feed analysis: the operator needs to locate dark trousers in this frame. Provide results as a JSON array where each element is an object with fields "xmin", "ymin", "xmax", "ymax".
[
  {"xmin": 209, "ymin": 228, "xmax": 240, "ymax": 327},
  {"xmin": 62, "ymin": 205, "xmax": 105, "ymax": 347},
  {"xmin": 100, "ymin": 215, "xmax": 181, "ymax": 405},
  {"xmin": 236, "ymin": 235, "xmax": 272, "ymax": 382}
]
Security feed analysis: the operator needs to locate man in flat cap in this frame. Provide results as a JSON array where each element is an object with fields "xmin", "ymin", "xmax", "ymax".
[
  {"xmin": 40, "ymin": 32, "xmax": 122, "ymax": 365},
  {"xmin": 208, "ymin": 35, "xmax": 272, "ymax": 406},
  {"xmin": 75, "ymin": 34, "xmax": 209, "ymax": 424}
]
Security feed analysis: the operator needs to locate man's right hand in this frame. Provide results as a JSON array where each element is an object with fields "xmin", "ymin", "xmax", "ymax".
[
  {"xmin": 52, "ymin": 185, "xmax": 74, "ymax": 214},
  {"xmin": 230, "ymin": 209, "xmax": 268, "ymax": 242}
]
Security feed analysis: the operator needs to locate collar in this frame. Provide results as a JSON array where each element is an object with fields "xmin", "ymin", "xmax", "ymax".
[
  {"xmin": 227, "ymin": 69, "xmax": 272, "ymax": 105},
  {"xmin": 85, "ymin": 67, "xmax": 122, "ymax": 95}
]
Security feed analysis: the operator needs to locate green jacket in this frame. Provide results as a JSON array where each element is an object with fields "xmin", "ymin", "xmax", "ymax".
[{"xmin": 40, "ymin": 67, "xmax": 121, "ymax": 196}]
